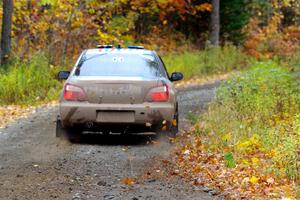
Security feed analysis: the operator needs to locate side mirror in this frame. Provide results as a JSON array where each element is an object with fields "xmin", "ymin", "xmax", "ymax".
[
  {"xmin": 170, "ymin": 72, "xmax": 183, "ymax": 82},
  {"xmin": 58, "ymin": 71, "xmax": 70, "ymax": 80}
]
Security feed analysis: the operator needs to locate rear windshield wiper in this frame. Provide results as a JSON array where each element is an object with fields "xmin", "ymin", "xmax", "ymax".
[{"xmin": 75, "ymin": 53, "xmax": 107, "ymax": 76}]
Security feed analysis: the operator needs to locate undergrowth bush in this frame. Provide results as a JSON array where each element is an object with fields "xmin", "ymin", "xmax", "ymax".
[
  {"xmin": 199, "ymin": 61, "xmax": 300, "ymax": 181},
  {"xmin": 244, "ymin": 16, "xmax": 300, "ymax": 60},
  {"xmin": 163, "ymin": 45, "xmax": 253, "ymax": 80},
  {"xmin": 0, "ymin": 53, "xmax": 61, "ymax": 105}
]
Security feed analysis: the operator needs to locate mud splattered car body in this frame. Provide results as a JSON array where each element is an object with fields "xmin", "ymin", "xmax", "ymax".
[{"xmin": 56, "ymin": 46, "xmax": 183, "ymax": 137}]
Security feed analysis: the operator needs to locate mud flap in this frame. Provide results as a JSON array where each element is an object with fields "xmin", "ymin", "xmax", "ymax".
[
  {"xmin": 56, "ymin": 116, "xmax": 81, "ymax": 141},
  {"xmin": 169, "ymin": 103, "xmax": 179, "ymax": 137},
  {"xmin": 56, "ymin": 117, "xmax": 67, "ymax": 138}
]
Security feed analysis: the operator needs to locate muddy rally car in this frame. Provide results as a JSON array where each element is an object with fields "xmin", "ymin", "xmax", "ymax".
[{"xmin": 56, "ymin": 45, "xmax": 183, "ymax": 138}]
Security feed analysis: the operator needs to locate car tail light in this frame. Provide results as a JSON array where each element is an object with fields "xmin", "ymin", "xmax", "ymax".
[
  {"xmin": 146, "ymin": 84, "xmax": 169, "ymax": 102},
  {"xmin": 64, "ymin": 83, "xmax": 87, "ymax": 101}
]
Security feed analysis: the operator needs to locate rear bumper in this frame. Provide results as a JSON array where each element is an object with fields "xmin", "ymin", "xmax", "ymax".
[{"xmin": 59, "ymin": 101, "xmax": 175, "ymax": 127}]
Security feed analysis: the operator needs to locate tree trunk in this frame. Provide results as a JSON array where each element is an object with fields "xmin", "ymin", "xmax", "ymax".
[
  {"xmin": 209, "ymin": 0, "xmax": 220, "ymax": 46},
  {"xmin": 26, "ymin": 0, "xmax": 32, "ymax": 59},
  {"xmin": 0, "ymin": 0, "xmax": 14, "ymax": 65}
]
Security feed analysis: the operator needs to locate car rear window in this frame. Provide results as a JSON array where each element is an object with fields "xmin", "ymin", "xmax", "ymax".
[{"xmin": 77, "ymin": 53, "xmax": 160, "ymax": 78}]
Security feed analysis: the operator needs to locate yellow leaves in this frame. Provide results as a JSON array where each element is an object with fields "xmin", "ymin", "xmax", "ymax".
[
  {"xmin": 242, "ymin": 175, "xmax": 262, "ymax": 185},
  {"xmin": 266, "ymin": 149, "xmax": 276, "ymax": 158},
  {"xmin": 276, "ymin": 0, "xmax": 295, "ymax": 8},
  {"xmin": 195, "ymin": 3, "xmax": 212, "ymax": 12},
  {"xmin": 97, "ymin": 30, "xmax": 116, "ymax": 44},
  {"xmin": 251, "ymin": 157, "xmax": 259, "ymax": 165},
  {"xmin": 272, "ymin": 0, "xmax": 295, "ymax": 9},
  {"xmin": 119, "ymin": 0, "xmax": 130, "ymax": 4},
  {"xmin": 249, "ymin": 176, "xmax": 259, "ymax": 184},
  {"xmin": 157, "ymin": 0, "xmax": 168, "ymax": 4},
  {"xmin": 221, "ymin": 133, "xmax": 231, "ymax": 142},
  {"xmin": 235, "ymin": 134, "xmax": 261, "ymax": 152},
  {"xmin": 241, "ymin": 158, "xmax": 250, "ymax": 165},
  {"xmin": 242, "ymin": 141, "xmax": 254, "ymax": 150}
]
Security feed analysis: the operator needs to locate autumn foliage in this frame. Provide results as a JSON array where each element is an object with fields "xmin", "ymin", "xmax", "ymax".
[
  {"xmin": 6, "ymin": 0, "xmax": 216, "ymax": 65},
  {"xmin": 244, "ymin": 0, "xmax": 300, "ymax": 59}
]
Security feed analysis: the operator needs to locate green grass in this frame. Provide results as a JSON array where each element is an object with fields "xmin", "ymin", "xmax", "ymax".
[
  {"xmin": 196, "ymin": 61, "xmax": 300, "ymax": 181},
  {"xmin": 0, "ymin": 53, "xmax": 61, "ymax": 105},
  {"xmin": 163, "ymin": 45, "xmax": 253, "ymax": 79}
]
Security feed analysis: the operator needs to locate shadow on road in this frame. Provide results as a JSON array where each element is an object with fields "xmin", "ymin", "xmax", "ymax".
[{"xmin": 66, "ymin": 133, "xmax": 165, "ymax": 146}]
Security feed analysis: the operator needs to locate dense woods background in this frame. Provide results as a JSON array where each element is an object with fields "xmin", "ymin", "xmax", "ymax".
[{"xmin": 0, "ymin": 0, "xmax": 299, "ymax": 66}]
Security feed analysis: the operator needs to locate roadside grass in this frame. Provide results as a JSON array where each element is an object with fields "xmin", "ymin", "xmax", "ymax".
[
  {"xmin": 177, "ymin": 61, "xmax": 300, "ymax": 198},
  {"xmin": 207, "ymin": 62, "xmax": 300, "ymax": 178},
  {"xmin": 163, "ymin": 45, "xmax": 253, "ymax": 80},
  {"xmin": 0, "ymin": 53, "xmax": 61, "ymax": 105}
]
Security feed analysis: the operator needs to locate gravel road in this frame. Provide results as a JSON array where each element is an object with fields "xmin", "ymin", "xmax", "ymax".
[{"xmin": 0, "ymin": 82, "xmax": 219, "ymax": 200}]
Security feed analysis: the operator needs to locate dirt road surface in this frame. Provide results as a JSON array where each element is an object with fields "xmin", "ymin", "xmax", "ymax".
[{"xmin": 0, "ymin": 82, "xmax": 219, "ymax": 200}]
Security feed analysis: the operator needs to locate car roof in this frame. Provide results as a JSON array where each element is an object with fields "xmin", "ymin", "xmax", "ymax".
[{"xmin": 85, "ymin": 48, "xmax": 154, "ymax": 56}]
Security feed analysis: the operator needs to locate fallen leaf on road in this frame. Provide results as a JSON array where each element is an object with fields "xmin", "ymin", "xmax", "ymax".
[
  {"xmin": 121, "ymin": 177, "xmax": 136, "ymax": 185},
  {"xmin": 0, "ymin": 102, "xmax": 58, "ymax": 129},
  {"xmin": 150, "ymin": 140, "xmax": 160, "ymax": 145}
]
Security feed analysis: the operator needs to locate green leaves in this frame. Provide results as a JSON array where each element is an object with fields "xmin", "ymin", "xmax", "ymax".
[
  {"xmin": 220, "ymin": 0, "xmax": 251, "ymax": 44},
  {"xmin": 39, "ymin": 0, "xmax": 56, "ymax": 6},
  {"xmin": 224, "ymin": 152, "xmax": 236, "ymax": 168}
]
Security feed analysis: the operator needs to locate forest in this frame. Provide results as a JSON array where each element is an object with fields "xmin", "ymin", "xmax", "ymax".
[{"xmin": 0, "ymin": 0, "xmax": 300, "ymax": 199}]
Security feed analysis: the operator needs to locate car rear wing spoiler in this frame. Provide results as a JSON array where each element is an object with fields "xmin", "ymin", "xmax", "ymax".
[
  {"xmin": 96, "ymin": 45, "xmax": 113, "ymax": 48},
  {"xmin": 96, "ymin": 45, "xmax": 144, "ymax": 50},
  {"xmin": 127, "ymin": 45, "xmax": 144, "ymax": 49}
]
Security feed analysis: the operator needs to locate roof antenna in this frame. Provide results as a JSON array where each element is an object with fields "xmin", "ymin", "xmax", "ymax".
[{"xmin": 117, "ymin": 44, "xmax": 121, "ymax": 49}]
